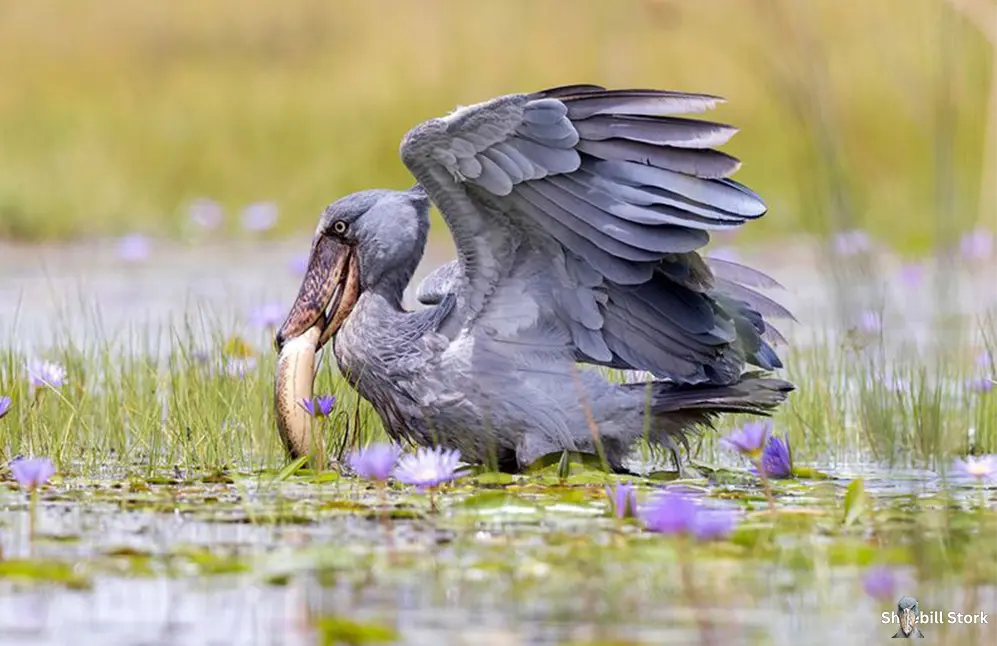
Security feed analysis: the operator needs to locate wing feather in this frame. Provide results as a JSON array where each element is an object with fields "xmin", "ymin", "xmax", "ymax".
[
  {"xmin": 528, "ymin": 180, "xmax": 710, "ymax": 253},
  {"xmin": 705, "ymin": 256, "xmax": 784, "ymax": 289},
  {"xmin": 400, "ymin": 86, "xmax": 789, "ymax": 383},
  {"xmin": 507, "ymin": 138, "xmax": 580, "ymax": 175},
  {"xmin": 557, "ymin": 171, "xmax": 745, "ymax": 230},
  {"xmin": 576, "ymin": 138, "xmax": 741, "ymax": 178},
  {"xmin": 573, "ymin": 114, "xmax": 738, "ymax": 148},
  {"xmin": 560, "ymin": 90, "xmax": 725, "ymax": 119},
  {"xmin": 514, "ymin": 184, "xmax": 664, "ymax": 261},
  {"xmin": 473, "ymin": 154, "xmax": 514, "ymax": 195},
  {"xmin": 516, "ymin": 118, "xmax": 580, "ymax": 146},
  {"xmin": 507, "ymin": 191, "xmax": 656, "ymax": 284}
]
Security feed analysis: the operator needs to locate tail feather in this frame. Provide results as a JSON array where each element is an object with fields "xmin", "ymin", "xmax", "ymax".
[
  {"xmin": 641, "ymin": 371, "xmax": 794, "ymax": 415},
  {"xmin": 615, "ymin": 372, "xmax": 794, "ymax": 470}
]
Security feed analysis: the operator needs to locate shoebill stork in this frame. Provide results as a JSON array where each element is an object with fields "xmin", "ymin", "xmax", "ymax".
[{"xmin": 273, "ymin": 84, "xmax": 794, "ymax": 473}]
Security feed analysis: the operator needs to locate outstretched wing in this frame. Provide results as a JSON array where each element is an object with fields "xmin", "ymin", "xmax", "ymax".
[{"xmin": 401, "ymin": 85, "xmax": 786, "ymax": 384}]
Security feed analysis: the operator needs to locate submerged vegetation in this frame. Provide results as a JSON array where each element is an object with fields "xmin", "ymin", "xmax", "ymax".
[{"xmin": 0, "ymin": 259, "xmax": 994, "ymax": 642}]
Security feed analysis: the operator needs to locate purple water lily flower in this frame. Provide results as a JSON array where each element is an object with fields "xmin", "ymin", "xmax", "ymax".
[
  {"xmin": 248, "ymin": 302, "xmax": 286, "ymax": 330},
  {"xmin": 0, "ymin": 396, "xmax": 11, "ymax": 420},
  {"xmin": 10, "ymin": 457, "xmax": 55, "ymax": 490},
  {"xmin": 862, "ymin": 566, "xmax": 897, "ymax": 600},
  {"xmin": 640, "ymin": 490, "xmax": 737, "ymax": 541},
  {"xmin": 189, "ymin": 198, "xmax": 224, "ymax": 230},
  {"xmin": 116, "ymin": 234, "xmax": 151, "ymax": 262},
  {"xmin": 26, "ymin": 360, "xmax": 67, "ymax": 389},
  {"xmin": 299, "ymin": 395, "xmax": 336, "ymax": 417},
  {"xmin": 722, "ymin": 420, "xmax": 771, "ymax": 459},
  {"xmin": 756, "ymin": 434, "xmax": 793, "ymax": 479},
  {"xmin": 951, "ymin": 455, "xmax": 997, "ymax": 481},
  {"xmin": 605, "ymin": 482, "xmax": 638, "ymax": 519},
  {"xmin": 394, "ymin": 447, "xmax": 463, "ymax": 489},
  {"xmin": 349, "ymin": 443, "xmax": 402, "ymax": 481},
  {"xmin": 241, "ymin": 201, "xmax": 278, "ymax": 232},
  {"xmin": 832, "ymin": 229, "xmax": 872, "ymax": 256},
  {"xmin": 692, "ymin": 508, "xmax": 738, "ymax": 541},
  {"xmin": 641, "ymin": 490, "xmax": 698, "ymax": 534},
  {"xmin": 959, "ymin": 228, "xmax": 993, "ymax": 261}
]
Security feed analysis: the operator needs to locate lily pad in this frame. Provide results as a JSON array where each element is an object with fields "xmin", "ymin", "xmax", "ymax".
[
  {"xmin": 314, "ymin": 616, "xmax": 398, "ymax": 645},
  {"xmin": 843, "ymin": 478, "xmax": 870, "ymax": 527},
  {"xmin": 0, "ymin": 559, "xmax": 91, "ymax": 589}
]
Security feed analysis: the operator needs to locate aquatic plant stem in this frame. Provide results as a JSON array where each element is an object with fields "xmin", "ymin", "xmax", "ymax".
[
  {"xmin": 376, "ymin": 481, "xmax": 388, "ymax": 520},
  {"xmin": 311, "ymin": 418, "xmax": 328, "ymax": 475},
  {"xmin": 376, "ymin": 481, "xmax": 397, "ymax": 560},
  {"xmin": 28, "ymin": 487, "xmax": 38, "ymax": 554},
  {"xmin": 571, "ymin": 366, "xmax": 611, "ymax": 474},
  {"xmin": 28, "ymin": 388, "xmax": 45, "ymax": 454},
  {"xmin": 376, "ymin": 481, "xmax": 393, "ymax": 534},
  {"xmin": 753, "ymin": 457, "xmax": 777, "ymax": 514},
  {"xmin": 678, "ymin": 537, "xmax": 715, "ymax": 646},
  {"xmin": 958, "ymin": 485, "xmax": 985, "ymax": 644}
]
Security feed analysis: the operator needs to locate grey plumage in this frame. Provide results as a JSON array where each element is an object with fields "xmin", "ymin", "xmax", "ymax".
[{"xmin": 295, "ymin": 84, "xmax": 793, "ymax": 472}]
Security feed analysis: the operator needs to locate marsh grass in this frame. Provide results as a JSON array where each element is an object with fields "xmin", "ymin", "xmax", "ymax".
[
  {"xmin": 0, "ymin": 298, "xmax": 993, "ymax": 479},
  {"xmin": 0, "ymin": 0, "xmax": 992, "ymax": 251},
  {"xmin": 0, "ymin": 311, "xmax": 383, "ymax": 474}
]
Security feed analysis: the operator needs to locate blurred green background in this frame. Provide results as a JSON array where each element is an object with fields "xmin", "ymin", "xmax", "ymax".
[{"xmin": 0, "ymin": 0, "xmax": 992, "ymax": 252}]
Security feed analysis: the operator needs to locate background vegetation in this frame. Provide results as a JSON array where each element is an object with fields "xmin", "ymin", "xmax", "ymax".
[{"xmin": 0, "ymin": 0, "xmax": 992, "ymax": 252}]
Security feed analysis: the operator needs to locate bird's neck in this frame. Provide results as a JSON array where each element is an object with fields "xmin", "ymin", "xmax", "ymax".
[
  {"xmin": 366, "ymin": 203, "xmax": 428, "ymax": 309},
  {"xmin": 333, "ymin": 291, "xmax": 428, "ymax": 441},
  {"xmin": 334, "ymin": 292, "xmax": 415, "ymax": 381},
  {"xmin": 368, "ymin": 274, "xmax": 409, "ymax": 311}
]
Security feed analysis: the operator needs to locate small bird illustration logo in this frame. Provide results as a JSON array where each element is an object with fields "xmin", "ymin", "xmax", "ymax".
[{"xmin": 893, "ymin": 596, "xmax": 925, "ymax": 639}]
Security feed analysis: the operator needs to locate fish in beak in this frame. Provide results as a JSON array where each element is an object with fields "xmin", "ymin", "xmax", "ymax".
[{"xmin": 273, "ymin": 235, "xmax": 362, "ymax": 461}]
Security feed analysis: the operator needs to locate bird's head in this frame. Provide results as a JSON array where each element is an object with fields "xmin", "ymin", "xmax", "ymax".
[{"xmin": 275, "ymin": 187, "xmax": 429, "ymax": 352}]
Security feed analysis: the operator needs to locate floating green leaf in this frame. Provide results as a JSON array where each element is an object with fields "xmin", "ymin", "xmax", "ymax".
[
  {"xmin": 791, "ymin": 466, "xmax": 833, "ymax": 480},
  {"xmin": 314, "ymin": 616, "xmax": 398, "ymax": 646},
  {"xmin": 0, "ymin": 559, "xmax": 91, "ymax": 589},
  {"xmin": 273, "ymin": 456, "xmax": 310, "ymax": 483},
  {"xmin": 472, "ymin": 471, "xmax": 515, "ymax": 486},
  {"xmin": 459, "ymin": 490, "xmax": 522, "ymax": 510},
  {"xmin": 843, "ymin": 478, "xmax": 869, "ymax": 527}
]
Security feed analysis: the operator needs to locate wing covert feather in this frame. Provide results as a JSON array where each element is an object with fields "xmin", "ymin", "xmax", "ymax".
[{"xmin": 400, "ymin": 87, "xmax": 787, "ymax": 383}]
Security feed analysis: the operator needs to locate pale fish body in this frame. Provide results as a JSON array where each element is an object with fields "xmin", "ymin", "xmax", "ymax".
[{"xmin": 274, "ymin": 324, "xmax": 325, "ymax": 463}]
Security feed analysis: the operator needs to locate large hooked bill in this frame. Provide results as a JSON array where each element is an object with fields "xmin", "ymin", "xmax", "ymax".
[{"xmin": 273, "ymin": 235, "xmax": 362, "ymax": 461}]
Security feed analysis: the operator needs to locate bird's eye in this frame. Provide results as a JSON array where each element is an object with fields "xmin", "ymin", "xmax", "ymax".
[{"xmin": 332, "ymin": 220, "xmax": 347, "ymax": 235}]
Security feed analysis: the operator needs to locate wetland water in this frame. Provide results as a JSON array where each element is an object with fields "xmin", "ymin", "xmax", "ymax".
[
  {"xmin": 1, "ymin": 238, "xmax": 994, "ymax": 353},
  {"xmin": 1, "ymin": 238, "xmax": 996, "ymax": 646}
]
